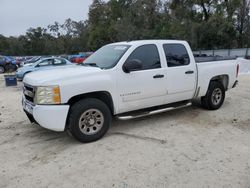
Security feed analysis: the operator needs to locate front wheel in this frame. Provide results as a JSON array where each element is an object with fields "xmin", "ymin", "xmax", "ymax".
[
  {"xmin": 201, "ymin": 81, "xmax": 225, "ymax": 110},
  {"xmin": 67, "ymin": 98, "xmax": 111, "ymax": 143}
]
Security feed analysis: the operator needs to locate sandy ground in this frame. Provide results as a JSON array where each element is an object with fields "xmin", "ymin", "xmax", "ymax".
[{"xmin": 0, "ymin": 74, "xmax": 250, "ymax": 188}]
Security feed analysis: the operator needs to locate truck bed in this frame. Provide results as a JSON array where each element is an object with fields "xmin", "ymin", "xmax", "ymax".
[
  {"xmin": 195, "ymin": 56, "xmax": 237, "ymax": 63},
  {"xmin": 196, "ymin": 59, "xmax": 238, "ymax": 97}
]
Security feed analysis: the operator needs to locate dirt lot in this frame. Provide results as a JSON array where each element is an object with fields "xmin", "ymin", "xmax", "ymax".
[{"xmin": 0, "ymin": 74, "xmax": 250, "ymax": 188}]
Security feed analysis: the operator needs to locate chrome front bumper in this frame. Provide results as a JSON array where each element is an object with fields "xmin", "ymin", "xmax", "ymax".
[{"xmin": 22, "ymin": 97, "xmax": 70, "ymax": 132}]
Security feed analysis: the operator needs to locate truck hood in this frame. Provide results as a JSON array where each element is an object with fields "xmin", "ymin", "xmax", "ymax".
[{"xmin": 23, "ymin": 65, "xmax": 101, "ymax": 86}]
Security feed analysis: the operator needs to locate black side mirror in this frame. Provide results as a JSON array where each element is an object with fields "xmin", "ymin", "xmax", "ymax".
[{"xmin": 123, "ymin": 59, "xmax": 142, "ymax": 73}]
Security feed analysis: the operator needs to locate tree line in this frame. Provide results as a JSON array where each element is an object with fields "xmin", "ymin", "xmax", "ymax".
[{"xmin": 0, "ymin": 0, "xmax": 250, "ymax": 56}]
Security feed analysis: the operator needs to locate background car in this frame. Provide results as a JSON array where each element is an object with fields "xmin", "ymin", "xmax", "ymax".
[
  {"xmin": 16, "ymin": 57, "xmax": 73, "ymax": 80},
  {"xmin": 69, "ymin": 53, "xmax": 93, "ymax": 64},
  {"xmin": 0, "ymin": 55, "xmax": 18, "ymax": 73},
  {"xmin": 20, "ymin": 56, "xmax": 42, "ymax": 67}
]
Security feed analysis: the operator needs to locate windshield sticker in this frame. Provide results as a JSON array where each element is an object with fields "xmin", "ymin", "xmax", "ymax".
[{"xmin": 114, "ymin": 46, "xmax": 128, "ymax": 50}]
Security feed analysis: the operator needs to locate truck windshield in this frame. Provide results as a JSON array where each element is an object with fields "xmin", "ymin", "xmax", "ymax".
[{"xmin": 83, "ymin": 45, "xmax": 130, "ymax": 69}]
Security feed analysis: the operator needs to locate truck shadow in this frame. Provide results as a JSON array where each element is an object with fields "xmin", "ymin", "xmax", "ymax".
[{"xmin": 11, "ymin": 102, "xmax": 213, "ymax": 147}]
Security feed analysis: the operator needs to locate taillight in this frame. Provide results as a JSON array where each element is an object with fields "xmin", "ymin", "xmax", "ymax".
[{"xmin": 236, "ymin": 64, "xmax": 239, "ymax": 77}]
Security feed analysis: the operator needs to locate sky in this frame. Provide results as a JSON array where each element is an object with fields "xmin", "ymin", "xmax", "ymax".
[{"xmin": 0, "ymin": 0, "xmax": 93, "ymax": 37}]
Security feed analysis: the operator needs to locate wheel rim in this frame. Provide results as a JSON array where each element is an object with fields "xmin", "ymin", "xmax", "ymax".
[
  {"xmin": 211, "ymin": 88, "xmax": 222, "ymax": 105},
  {"xmin": 78, "ymin": 109, "xmax": 104, "ymax": 135}
]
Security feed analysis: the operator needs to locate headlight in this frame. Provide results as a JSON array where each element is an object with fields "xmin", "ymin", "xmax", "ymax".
[{"xmin": 35, "ymin": 86, "xmax": 61, "ymax": 104}]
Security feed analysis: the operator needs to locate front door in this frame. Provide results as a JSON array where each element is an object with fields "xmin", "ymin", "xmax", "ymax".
[{"xmin": 116, "ymin": 44, "xmax": 167, "ymax": 113}]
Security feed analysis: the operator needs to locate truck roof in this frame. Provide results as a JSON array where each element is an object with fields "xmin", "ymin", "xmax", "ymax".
[{"xmin": 110, "ymin": 40, "xmax": 187, "ymax": 46}]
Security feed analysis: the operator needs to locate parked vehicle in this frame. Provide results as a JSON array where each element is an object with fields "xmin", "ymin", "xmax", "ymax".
[
  {"xmin": 11, "ymin": 56, "xmax": 22, "ymax": 67},
  {"xmin": 70, "ymin": 53, "xmax": 92, "ymax": 64},
  {"xmin": 16, "ymin": 57, "xmax": 73, "ymax": 80},
  {"xmin": 20, "ymin": 56, "xmax": 42, "ymax": 67},
  {"xmin": 69, "ymin": 55, "xmax": 84, "ymax": 64},
  {"xmin": 22, "ymin": 40, "xmax": 239, "ymax": 143},
  {"xmin": 0, "ymin": 55, "xmax": 18, "ymax": 73}
]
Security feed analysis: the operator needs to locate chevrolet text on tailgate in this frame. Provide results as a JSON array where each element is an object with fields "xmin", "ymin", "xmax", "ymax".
[{"xmin": 22, "ymin": 40, "xmax": 239, "ymax": 143}]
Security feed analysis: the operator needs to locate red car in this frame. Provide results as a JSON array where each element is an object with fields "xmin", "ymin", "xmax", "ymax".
[
  {"xmin": 73, "ymin": 56, "xmax": 87, "ymax": 64},
  {"xmin": 70, "ymin": 53, "xmax": 93, "ymax": 64}
]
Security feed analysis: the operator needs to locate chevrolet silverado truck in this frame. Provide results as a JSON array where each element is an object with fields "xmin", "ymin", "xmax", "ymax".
[{"xmin": 22, "ymin": 40, "xmax": 239, "ymax": 143}]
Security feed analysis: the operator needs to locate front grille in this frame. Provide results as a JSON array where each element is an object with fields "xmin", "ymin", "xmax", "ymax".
[{"xmin": 23, "ymin": 84, "xmax": 35, "ymax": 103}]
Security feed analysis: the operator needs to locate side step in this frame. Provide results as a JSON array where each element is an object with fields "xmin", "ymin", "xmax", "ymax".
[{"xmin": 117, "ymin": 102, "xmax": 192, "ymax": 120}]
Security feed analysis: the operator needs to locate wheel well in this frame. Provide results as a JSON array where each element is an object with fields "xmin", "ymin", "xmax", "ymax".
[
  {"xmin": 67, "ymin": 91, "xmax": 114, "ymax": 114},
  {"xmin": 210, "ymin": 75, "xmax": 229, "ymax": 90}
]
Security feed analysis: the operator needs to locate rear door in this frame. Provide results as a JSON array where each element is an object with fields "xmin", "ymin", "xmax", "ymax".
[{"xmin": 163, "ymin": 43, "xmax": 196, "ymax": 102}]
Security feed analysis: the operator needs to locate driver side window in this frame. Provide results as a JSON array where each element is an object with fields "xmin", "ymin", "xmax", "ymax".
[{"xmin": 126, "ymin": 44, "xmax": 161, "ymax": 71}]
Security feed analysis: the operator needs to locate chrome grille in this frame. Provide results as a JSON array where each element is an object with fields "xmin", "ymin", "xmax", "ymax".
[{"xmin": 23, "ymin": 84, "xmax": 35, "ymax": 103}]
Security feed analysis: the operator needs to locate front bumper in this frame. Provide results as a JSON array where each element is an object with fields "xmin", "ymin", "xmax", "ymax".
[{"xmin": 23, "ymin": 99, "xmax": 70, "ymax": 132}]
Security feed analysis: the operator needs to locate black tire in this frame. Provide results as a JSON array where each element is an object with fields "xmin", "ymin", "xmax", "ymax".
[
  {"xmin": 201, "ymin": 81, "xmax": 225, "ymax": 110},
  {"xmin": 0, "ymin": 66, "xmax": 5, "ymax": 73},
  {"xmin": 67, "ymin": 98, "xmax": 111, "ymax": 143}
]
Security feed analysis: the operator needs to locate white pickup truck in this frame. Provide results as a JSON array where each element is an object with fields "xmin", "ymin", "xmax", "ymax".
[{"xmin": 22, "ymin": 40, "xmax": 239, "ymax": 143}]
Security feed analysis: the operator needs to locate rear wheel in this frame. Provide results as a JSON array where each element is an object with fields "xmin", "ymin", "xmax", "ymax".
[
  {"xmin": 201, "ymin": 81, "xmax": 225, "ymax": 110},
  {"xmin": 67, "ymin": 98, "xmax": 111, "ymax": 143}
]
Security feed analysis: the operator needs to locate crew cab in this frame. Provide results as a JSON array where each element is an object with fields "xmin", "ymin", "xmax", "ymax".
[{"xmin": 22, "ymin": 40, "xmax": 239, "ymax": 143}]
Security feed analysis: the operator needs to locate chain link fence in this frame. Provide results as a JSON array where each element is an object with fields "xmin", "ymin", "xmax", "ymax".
[{"xmin": 193, "ymin": 48, "xmax": 250, "ymax": 58}]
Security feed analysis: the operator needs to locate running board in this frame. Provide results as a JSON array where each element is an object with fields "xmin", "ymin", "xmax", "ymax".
[{"xmin": 117, "ymin": 102, "xmax": 192, "ymax": 120}]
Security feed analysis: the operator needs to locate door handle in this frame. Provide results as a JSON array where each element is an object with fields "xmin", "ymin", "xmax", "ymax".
[
  {"xmin": 153, "ymin": 74, "xmax": 164, "ymax": 79},
  {"xmin": 185, "ymin": 70, "xmax": 194, "ymax": 74}
]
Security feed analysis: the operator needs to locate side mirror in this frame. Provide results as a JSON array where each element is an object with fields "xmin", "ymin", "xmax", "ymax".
[{"xmin": 123, "ymin": 59, "xmax": 142, "ymax": 73}]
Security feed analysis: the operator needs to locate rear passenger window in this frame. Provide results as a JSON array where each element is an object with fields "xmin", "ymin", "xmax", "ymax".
[
  {"xmin": 54, "ymin": 58, "xmax": 66, "ymax": 65},
  {"xmin": 126, "ymin": 44, "xmax": 161, "ymax": 70},
  {"xmin": 39, "ymin": 59, "xmax": 53, "ymax": 67},
  {"xmin": 163, "ymin": 44, "xmax": 190, "ymax": 67}
]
